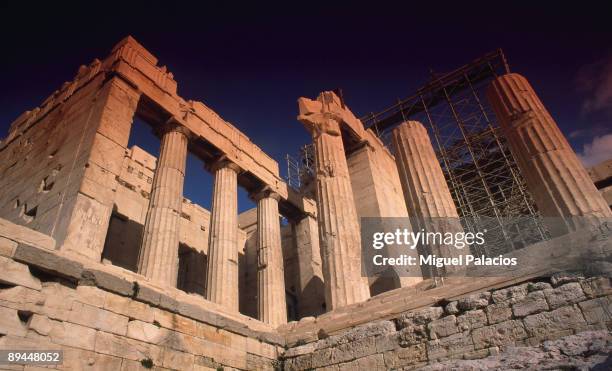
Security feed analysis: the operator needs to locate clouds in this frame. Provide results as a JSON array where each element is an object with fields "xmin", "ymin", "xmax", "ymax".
[
  {"xmin": 576, "ymin": 55, "xmax": 612, "ymax": 115},
  {"xmin": 577, "ymin": 133, "xmax": 612, "ymax": 167}
]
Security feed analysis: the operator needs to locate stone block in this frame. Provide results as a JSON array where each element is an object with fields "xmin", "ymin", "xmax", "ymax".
[
  {"xmin": 161, "ymin": 348, "xmax": 195, "ymax": 370},
  {"xmin": 13, "ymin": 243, "xmax": 83, "ymax": 280},
  {"xmin": 550, "ymin": 271, "xmax": 584, "ymax": 287},
  {"xmin": 486, "ymin": 303, "xmax": 512, "ymax": 324},
  {"xmin": 75, "ymin": 285, "xmax": 106, "ymax": 308},
  {"xmin": 0, "ymin": 306, "xmax": 27, "ymax": 336},
  {"xmin": 526, "ymin": 281, "xmax": 552, "ymax": 292},
  {"xmin": 284, "ymin": 354, "xmax": 312, "ymax": 371},
  {"xmin": 426, "ymin": 332, "xmax": 474, "ymax": 361},
  {"xmin": 396, "ymin": 306, "xmax": 443, "ymax": 329},
  {"xmin": 457, "ymin": 291, "xmax": 491, "ymax": 310},
  {"xmin": 512, "ymin": 291, "xmax": 549, "ymax": 317},
  {"xmin": 57, "ymin": 346, "xmax": 123, "ymax": 371},
  {"xmin": 104, "ymin": 292, "xmax": 154, "ymax": 323},
  {"xmin": 0, "ymin": 255, "xmax": 41, "ymax": 290},
  {"xmin": 471, "ymin": 320, "xmax": 527, "ymax": 349},
  {"xmin": 0, "ymin": 236, "xmax": 17, "ymax": 257},
  {"xmin": 523, "ymin": 305, "xmax": 586, "ymax": 338},
  {"xmin": 544, "ymin": 282, "xmax": 586, "ymax": 309},
  {"xmin": 47, "ymin": 321, "xmax": 97, "ymax": 351},
  {"xmin": 456, "ymin": 309, "xmax": 487, "ymax": 331},
  {"xmin": 69, "ymin": 301, "xmax": 129, "ymax": 335},
  {"xmin": 580, "ymin": 277, "xmax": 611, "ymax": 298},
  {"xmin": 80, "ymin": 269, "xmax": 134, "ymax": 296},
  {"xmin": 134, "ymin": 282, "xmax": 161, "ymax": 306},
  {"xmin": 428, "ymin": 315, "xmax": 458, "ymax": 339},
  {"xmin": 338, "ymin": 354, "xmax": 385, "ymax": 370},
  {"xmin": 384, "ymin": 343, "xmax": 427, "ymax": 368},
  {"xmin": 330, "ymin": 337, "xmax": 376, "ymax": 364},
  {"xmin": 95, "ymin": 330, "xmax": 162, "ymax": 363},
  {"xmin": 578, "ymin": 297, "xmax": 612, "ymax": 325},
  {"xmin": 0, "ymin": 218, "xmax": 55, "ymax": 250},
  {"xmin": 398, "ymin": 324, "xmax": 428, "ymax": 347},
  {"xmin": 492, "ymin": 284, "xmax": 528, "ymax": 304},
  {"xmin": 444, "ymin": 300, "xmax": 460, "ymax": 315}
]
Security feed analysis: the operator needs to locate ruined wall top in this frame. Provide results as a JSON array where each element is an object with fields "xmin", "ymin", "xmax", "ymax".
[{"xmin": 1, "ymin": 36, "xmax": 292, "ymax": 200}]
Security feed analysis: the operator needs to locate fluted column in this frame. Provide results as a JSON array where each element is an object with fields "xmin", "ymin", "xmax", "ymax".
[
  {"xmin": 205, "ymin": 160, "xmax": 240, "ymax": 311},
  {"xmin": 253, "ymin": 188, "xmax": 287, "ymax": 327},
  {"xmin": 487, "ymin": 73, "xmax": 612, "ymax": 236},
  {"xmin": 298, "ymin": 93, "xmax": 370, "ymax": 310},
  {"xmin": 138, "ymin": 123, "xmax": 189, "ymax": 286},
  {"xmin": 392, "ymin": 121, "xmax": 465, "ymax": 274}
]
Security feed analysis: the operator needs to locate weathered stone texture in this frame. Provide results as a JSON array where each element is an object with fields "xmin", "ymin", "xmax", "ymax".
[
  {"xmin": 298, "ymin": 91, "xmax": 370, "ymax": 309},
  {"xmin": 487, "ymin": 73, "xmax": 612, "ymax": 236},
  {"xmin": 138, "ymin": 125, "xmax": 189, "ymax": 286}
]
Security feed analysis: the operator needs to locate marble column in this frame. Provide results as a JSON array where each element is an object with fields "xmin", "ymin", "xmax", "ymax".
[
  {"xmin": 392, "ymin": 121, "xmax": 465, "ymax": 275},
  {"xmin": 293, "ymin": 214, "xmax": 326, "ymax": 317},
  {"xmin": 487, "ymin": 73, "xmax": 612, "ymax": 236},
  {"xmin": 138, "ymin": 123, "xmax": 189, "ymax": 286},
  {"xmin": 205, "ymin": 159, "xmax": 240, "ymax": 310},
  {"xmin": 298, "ymin": 95, "xmax": 370, "ymax": 310},
  {"xmin": 253, "ymin": 188, "xmax": 287, "ymax": 326}
]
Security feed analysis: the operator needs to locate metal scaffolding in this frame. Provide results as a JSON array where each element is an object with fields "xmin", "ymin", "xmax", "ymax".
[
  {"xmin": 286, "ymin": 49, "xmax": 549, "ymax": 256},
  {"xmin": 360, "ymin": 49, "xmax": 549, "ymax": 256}
]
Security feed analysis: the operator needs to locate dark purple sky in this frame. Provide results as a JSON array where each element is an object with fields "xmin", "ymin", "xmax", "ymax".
[{"xmin": 1, "ymin": 2, "xmax": 611, "ymax": 211}]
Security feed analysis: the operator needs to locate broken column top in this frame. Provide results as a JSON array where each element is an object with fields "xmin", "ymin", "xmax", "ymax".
[{"xmin": 297, "ymin": 91, "xmax": 366, "ymax": 139}]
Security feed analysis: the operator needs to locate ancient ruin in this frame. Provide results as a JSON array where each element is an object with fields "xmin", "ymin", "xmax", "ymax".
[{"xmin": 0, "ymin": 37, "xmax": 610, "ymax": 370}]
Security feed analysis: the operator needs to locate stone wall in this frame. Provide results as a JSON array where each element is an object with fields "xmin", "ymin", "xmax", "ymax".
[
  {"xmin": 282, "ymin": 274, "xmax": 612, "ymax": 370},
  {"xmin": 0, "ymin": 217, "xmax": 283, "ymax": 370}
]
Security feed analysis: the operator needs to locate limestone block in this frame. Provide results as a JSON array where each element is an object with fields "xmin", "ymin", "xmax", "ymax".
[
  {"xmin": 0, "ymin": 236, "xmax": 17, "ymax": 257},
  {"xmin": 580, "ymin": 277, "xmax": 611, "ymax": 298},
  {"xmin": 75, "ymin": 285, "xmax": 107, "ymax": 308},
  {"xmin": 59, "ymin": 347, "xmax": 123, "ymax": 371},
  {"xmin": 47, "ymin": 321, "xmax": 97, "ymax": 351},
  {"xmin": 428, "ymin": 315, "xmax": 458, "ymax": 339},
  {"xmin": 444, "ymin": 301, "xmax": 460, "ymax": 315},
  {"xmin": 426, "ymin": 332, "xmax": 474, "ymax": 361},
  {"xmin": 456, "ymin": 309, "xmax": 487, "ymax": 331},
  {"xmin": 491, "ymin": 283, "xmax": 528, "ymax": 304},
  {"xmin": 526, "ymin": 281, "xmax": 552, "ymax": 292},
  {"xmin": 0, "ymin": 256, "xmax": 41, "ymax": 290},
  {"xmin": 0, "ymin": 286, "xmax": 45, "ymax": 313},
  {"xmin": 284, "ymin": 354, "xmax": 312, "ymax": 371},
  {"xmin": 396, "ymin": 306, "xmax": 444, "ymax": 329},
  {"xmin": 95, "ymin": 330, "xmax": 162, "ymax": 363},
  {"xmin": 398, "ymin": 324, "xmax": 427, "ymax": 347},
  {"xmin": 0, "ymin": 218, "xmax": 55, "ymax": 250},
  {"xmin": 457, "ymin": 291, "xmax": 491, "ymax": 311},
  {"xmin": 485, "ymin": 303, "xmax": 512, "ymax": 324},
  {"xmin": 544, "ymin": 282, "xmax": 586, "ymax": 309},
  {"xmin": 512, "ymin": 291, "xmax": 549, "ymax": 317},
  {"xmin": 471, "ymin": 320, "xmax": 528, "ymax": 349},
  {"xmin": 551, "ymin": 272, "xmax": 586, "ymax": 287},
  {"xmin": 13, "ymin": 243, "xmax": 83, "ymax": 281},
  {"xmin": 160, "ymin": 347, "xmax": 195, "ymax": 370},
  {"xmin": 338, "ymin": 354, "xmax": 385, "ymax": 370},
  {"xmin": 104, "ymin": 292, "xmax": 155, "ymax": 323},
  {"xmin": 578, "ymin": 297, "xmax": 612, "ymax": 325},
  {"xmin": 522, "ymin": 305, "xmax": 586, "ymax": 338},
  {"xmin": 0, "ymin": 306, "xmax": 28, "ymax": 336},
  {"xmin": 69, "ymin": 301, "xmax": 129, "ymax": 335},
  {"xmin": 384, "ymin": 343, "xmax": 427, "ymax": 368},
  {"xmin": 80, "ymin": 268, "xmax": 134, "ymax": 296}
]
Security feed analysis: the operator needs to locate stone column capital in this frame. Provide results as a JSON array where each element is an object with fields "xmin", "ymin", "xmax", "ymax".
[
  {"xmin": 207, "ymin": 157, "xmax": 242, "ymax": 174},
  {"xmin": 298, "ymin": 112, "xmax": 342, "ymax": 138},
  {"xmin": 156, "ymin": 118, "xmax": 192, "ymax": 139},
  {"xmin": 250, "ymin": 186, "xmax": 281, "ymax": 202}
]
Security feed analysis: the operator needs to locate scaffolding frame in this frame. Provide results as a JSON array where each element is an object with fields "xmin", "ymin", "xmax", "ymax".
[{"xmin": 360, "ymin": 49, "xmax": 548, "ymax": 256}]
